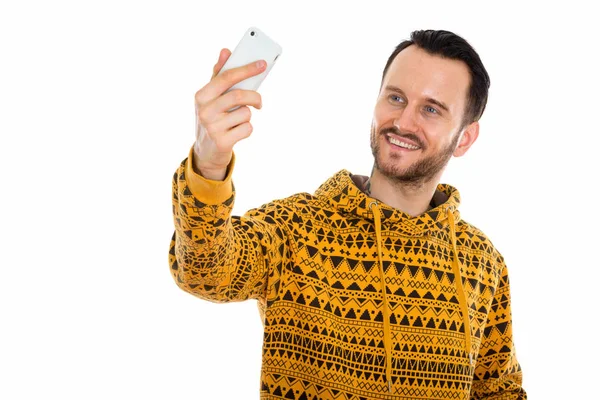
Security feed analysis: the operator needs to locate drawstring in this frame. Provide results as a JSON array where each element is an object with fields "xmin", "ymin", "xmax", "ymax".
[
  {"xmin": 368, "ymin": 200, "xmax": 393, "ymax": 393},
  {"xmin": 368, "ymin": 201, "xmax": 474, "ymax": 394},
  {"xmin": 446, "ymin": 207, "xmax": 474, "ymax": 368}
]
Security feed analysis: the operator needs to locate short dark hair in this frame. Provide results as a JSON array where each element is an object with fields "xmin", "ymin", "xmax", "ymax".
[{"xmin": 381, "ymin": 29, "xmax": 490, "ymax": 130}]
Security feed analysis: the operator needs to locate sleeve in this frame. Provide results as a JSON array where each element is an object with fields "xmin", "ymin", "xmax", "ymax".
[
  {"xmin": 167, "ymin": 145, "xmax": 289, "ymax": 305},
  {"xmin": 470, "ymin": 256, "xmax": 527, "ymax": 399}
]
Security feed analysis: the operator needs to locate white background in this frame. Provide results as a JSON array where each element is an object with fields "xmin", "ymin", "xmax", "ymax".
[{"xmin": 1, "ymin": 0, "xmax": 598, "ymax": 398}]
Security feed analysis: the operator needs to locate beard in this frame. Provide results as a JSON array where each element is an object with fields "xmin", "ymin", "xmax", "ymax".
[{"xmin": 370, "ymin": 123, "xmax": 461, "ymax": 188}]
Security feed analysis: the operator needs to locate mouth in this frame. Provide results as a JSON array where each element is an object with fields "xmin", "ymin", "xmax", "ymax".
[{"xmin": 385, "ymin": 134, "xmax": 421, "ymax": 151}]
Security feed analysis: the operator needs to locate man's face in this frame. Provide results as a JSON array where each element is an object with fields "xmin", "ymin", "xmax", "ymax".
[{"xmin": 370, "ymin": 45, "xmax": 475, "ymax": 187}]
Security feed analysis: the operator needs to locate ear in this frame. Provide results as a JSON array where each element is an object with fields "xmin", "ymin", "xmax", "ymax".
[{"xmin": 453, "ymin": 121, "xmax": 479, "ymax": 157}]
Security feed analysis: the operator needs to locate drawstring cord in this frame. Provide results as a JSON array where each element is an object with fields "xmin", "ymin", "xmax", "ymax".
[
  {"xmin": 368, "ymin": 201, "xmax": 474, "ymax": 394},
  {"xmin": 368, "ymin": 200, "xmax": 393, "ymax": 393},
  {"xmin": 446, "ymin": 207, "xmax": 474, "ymax": 367}
]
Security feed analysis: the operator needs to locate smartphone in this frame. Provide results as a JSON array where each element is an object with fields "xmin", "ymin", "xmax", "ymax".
[{"xmin": 217, "ymin": 27, "xmax": 282, "ymax": 112}]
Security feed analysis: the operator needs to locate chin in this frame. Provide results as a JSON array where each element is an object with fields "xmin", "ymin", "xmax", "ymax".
[{"xmin": 375, "ymin": 156, "xmax": 413, "ymax": 178}]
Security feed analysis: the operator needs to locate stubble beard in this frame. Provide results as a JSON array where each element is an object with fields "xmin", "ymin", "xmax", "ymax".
[{"xmin": 370, "ymin": 124, "xmax": 461, "ymax": 189}]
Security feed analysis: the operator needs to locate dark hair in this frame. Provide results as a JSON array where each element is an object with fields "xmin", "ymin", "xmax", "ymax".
[{"xmin": 381, "ymin": 29, "xmax": 490, "ymax": 130}]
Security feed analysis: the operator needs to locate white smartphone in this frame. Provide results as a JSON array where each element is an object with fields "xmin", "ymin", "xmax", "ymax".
[{"xmin": 217, "ymin": 27, "xmax": 282, "ymax": 112}]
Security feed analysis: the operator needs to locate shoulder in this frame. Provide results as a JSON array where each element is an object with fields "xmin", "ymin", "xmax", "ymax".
[
  {"xmin": 454, "ymin": 218, "xmax": 512, "ymax": 294},
  {"xmin": 455, "ymin": 217, "xmax": 506, "ymax": 266},
  {"xmin": 242, "ymin": 191, "xmax": 320, "ymax": 223}
]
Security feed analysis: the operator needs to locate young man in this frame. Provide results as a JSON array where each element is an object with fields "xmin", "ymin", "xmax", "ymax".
[{"xmin": 169, "ymin": 30, "xmax": 526, "ymax": 399}]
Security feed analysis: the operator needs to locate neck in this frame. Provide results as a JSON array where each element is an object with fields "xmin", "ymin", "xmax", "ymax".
[{"xmin": 365, "ymin": 168, "xmax": 441, "ymax": 217}]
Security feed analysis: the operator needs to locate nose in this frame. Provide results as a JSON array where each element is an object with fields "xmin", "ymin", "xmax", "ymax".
[{"xmin": 393, "ymin": 105, "xmax": 419, "ymax": 134}]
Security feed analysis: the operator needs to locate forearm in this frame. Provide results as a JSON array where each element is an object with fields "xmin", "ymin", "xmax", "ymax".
[
  {"xmin": 169, "ymin": 150, "xmax": 240, "ymax": 302},
  {"xmin": 168, "ymin": 145, "xmax": 286, "ymax": 303}
]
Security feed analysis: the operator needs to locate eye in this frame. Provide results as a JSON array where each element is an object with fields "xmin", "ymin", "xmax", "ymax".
[
  {"xmin": 425, "ymin": 105, "xmax": 438, "ymax": 114},
  {"xmin": 389, "ymin": 95, "xmax": 404, "ymax": 103}
]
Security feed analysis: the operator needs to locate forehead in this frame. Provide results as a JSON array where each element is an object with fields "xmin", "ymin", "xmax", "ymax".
[{"xmin": 383, "ymin": 45, "xmax": 471, "ymax": 116}]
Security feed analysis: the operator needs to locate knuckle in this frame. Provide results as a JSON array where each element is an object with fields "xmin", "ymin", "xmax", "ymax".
[
  {"xmin": 254, "ymin": 92, "xmax": 262, "ymax": 108},
  {"xmin": 222, "ymin": 69, "xmax": 236, "ymax": 81},
  {"xmin": 233, "ymin": 89, "xmax": 244, "ymax": 103},
  {"xmin": 197, "ymin": 108, "xmax": 209, "ymax": 123},
  {"xmin": 241, "ymin": 106, "xmax": 252, "ymax": 119}
]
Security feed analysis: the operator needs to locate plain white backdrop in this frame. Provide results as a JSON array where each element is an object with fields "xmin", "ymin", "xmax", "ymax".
[{"xmin": 1, "ymin": 0, "xmax": 599, "ymax": 398}]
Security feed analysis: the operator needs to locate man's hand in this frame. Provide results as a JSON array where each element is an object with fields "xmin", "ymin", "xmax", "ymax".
[{"xmin": 193, "ymin": 48, "xmax": 266, "ymax": 180}]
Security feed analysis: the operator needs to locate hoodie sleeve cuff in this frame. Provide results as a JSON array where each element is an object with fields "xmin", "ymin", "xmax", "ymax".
[{"xmin": 184, "ymin": 145, "xmax": 236, "ymax": 205}]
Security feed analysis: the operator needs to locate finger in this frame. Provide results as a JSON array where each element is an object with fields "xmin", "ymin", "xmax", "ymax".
[
  {"xmin": 209, "ymin": 106, "xmax": 252, "ymax": 134},
  {"xmin": 208, "ymin": 89, "xmax": 262, "ymax": 115},
  {"xmin": 203, "ymin": 60, "xmax": 266, "ymax": 100},
  {"xmin": 220, "ymin": 122, "xmax": 254, "ymax": 149},
  {"xmin": 211, "ymin": 48, "xmax": 232, "ymax": 79}
]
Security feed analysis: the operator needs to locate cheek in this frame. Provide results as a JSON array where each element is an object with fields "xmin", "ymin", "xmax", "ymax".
[
  {"xmin": 373, "ymin": 98, "xmax": 389, "ymax": 122},
  {"xmin": 372, "ymin": 112, "xmax": 390, "ymax": 134},
  {"xmin": 428, "ymin": 131, "xmax": 455, "ymax": 151}
]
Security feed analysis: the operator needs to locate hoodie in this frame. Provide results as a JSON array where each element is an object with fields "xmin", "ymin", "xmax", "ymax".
[{"xmin": 169, "ymin": 146, "xmax": 526, "ymax": 399}]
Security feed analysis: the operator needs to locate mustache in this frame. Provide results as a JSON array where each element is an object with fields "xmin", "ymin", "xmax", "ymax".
[{"xmin": 380, "ymin": 127, "xmax": 423, "ymax": 149}]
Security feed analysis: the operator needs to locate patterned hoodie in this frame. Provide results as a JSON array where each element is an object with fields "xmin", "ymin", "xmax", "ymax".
[{"xmin": 169, "ymin": 146, "xmax": 526, "ymax": 399}]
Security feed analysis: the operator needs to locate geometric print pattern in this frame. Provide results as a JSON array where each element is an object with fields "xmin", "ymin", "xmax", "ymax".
[{"xmin": 169, "ymin": 152, "xmax": 526, "ymax": 399}]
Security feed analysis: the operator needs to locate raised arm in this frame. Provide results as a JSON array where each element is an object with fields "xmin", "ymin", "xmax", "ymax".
[
  {"xmin": 168, "ymin": 147, "xmax": 288, "ymax": 304},
  {"xmin": 168, "ymin": 48, "xmax": 287, "ymax": 304}
]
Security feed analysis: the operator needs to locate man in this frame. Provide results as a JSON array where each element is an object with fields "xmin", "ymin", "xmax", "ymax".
[{"xmin": 169, "ymin": 29, "xmax": 526, "ymax": 399}]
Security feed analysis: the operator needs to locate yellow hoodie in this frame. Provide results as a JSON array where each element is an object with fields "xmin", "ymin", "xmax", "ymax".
[{"xmin": 169, "ymin": 147, "xmax": 526, "ymax": 399}]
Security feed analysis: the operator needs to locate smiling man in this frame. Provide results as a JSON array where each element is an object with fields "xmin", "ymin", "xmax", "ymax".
[{"xmin": 170, "ymin": 29, "xmax": 526, "ymax": 399}]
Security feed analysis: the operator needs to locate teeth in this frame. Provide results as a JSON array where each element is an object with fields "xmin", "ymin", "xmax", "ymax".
[{"xmin": 388, "ymin": 136, "xmax": 419, "ymax": 150}]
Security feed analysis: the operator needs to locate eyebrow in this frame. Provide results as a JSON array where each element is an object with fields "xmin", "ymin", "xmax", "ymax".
[{"xmin": 384, "ymin": 85, "xmax": 450, "ymax": 114}]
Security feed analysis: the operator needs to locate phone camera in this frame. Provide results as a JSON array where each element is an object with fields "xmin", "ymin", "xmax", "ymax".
[{"xmin": 250, "ymin": 31, "xmax": 255, "ymax": 36}]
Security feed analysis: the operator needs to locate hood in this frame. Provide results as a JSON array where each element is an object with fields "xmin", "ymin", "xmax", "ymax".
[
  {"xmin": 314, "ymin": 169, "xmax": 462, "ymax": 233},
  {"xmin": 314, "ymin": 169, "xmax": 473, "ymax": 393}
]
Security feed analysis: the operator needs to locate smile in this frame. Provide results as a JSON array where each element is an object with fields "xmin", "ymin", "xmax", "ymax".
[{"xmin": 387, "ymin": 136, "xmax": 420, "ymax": 150}]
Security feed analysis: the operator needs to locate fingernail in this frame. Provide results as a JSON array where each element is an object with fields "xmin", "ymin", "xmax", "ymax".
[{"xmin": 256, "ymin": 60, "xmax": 265, "ymax": 68}]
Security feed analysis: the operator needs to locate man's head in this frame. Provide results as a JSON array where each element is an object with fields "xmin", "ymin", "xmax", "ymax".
[{"xmin": 370, "ymin": 29, "xmax": 490, "ymax": 188}]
